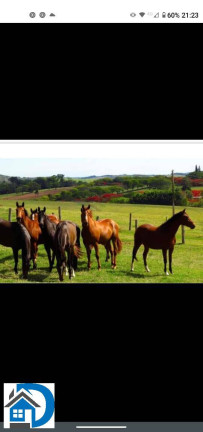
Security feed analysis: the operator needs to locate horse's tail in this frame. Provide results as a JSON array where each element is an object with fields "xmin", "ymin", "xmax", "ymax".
[
  {"xmin": 76, "ymin": 225, "xmax": 81, "ymax": 247},
  {"xmin": 113, "ymin": 222, "xmax": 122, "ymax": 253},
  {"xmin": 55, "ymin": 224, "xmax": 66, "ymax": 262},
  {"xmin": 116, "ymin": 236, "xmax": 122, "ymax": 253},
  {"xmin": 132, "ymin": 228, "xmax": 143, "ymax": 262},
  {"xmin": 73, "ymin": 245, "xmax": 83, "ymax": 270},
  {"xmin": 73, "ymin": 245, "xmax": 83, "ymax": 259}
]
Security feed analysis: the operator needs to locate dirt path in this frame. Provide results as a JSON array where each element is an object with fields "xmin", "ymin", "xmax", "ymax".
[{"xmin": 3, "ymin": 187, "xmax": 72, "ymax": 200}]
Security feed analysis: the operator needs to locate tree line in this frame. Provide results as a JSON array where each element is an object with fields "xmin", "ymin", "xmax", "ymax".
[{"xmin": 0, "ymin": 174, "xmax": 173, "ymax": 195}]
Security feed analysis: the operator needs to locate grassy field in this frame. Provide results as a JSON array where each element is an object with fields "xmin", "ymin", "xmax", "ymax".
[{"xmin": 0, "ymin": 199, "xmax": 202, "ymax": 283}]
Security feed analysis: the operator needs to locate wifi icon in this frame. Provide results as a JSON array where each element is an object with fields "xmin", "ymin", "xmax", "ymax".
[{"xmin": 139, "ymin": 12, "xmax": 145, "ymax": 17}]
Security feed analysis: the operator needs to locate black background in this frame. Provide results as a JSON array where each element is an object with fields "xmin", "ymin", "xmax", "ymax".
[{"xmin": 0, "ymin": 23, "xmax": 203, "ymax": 423}]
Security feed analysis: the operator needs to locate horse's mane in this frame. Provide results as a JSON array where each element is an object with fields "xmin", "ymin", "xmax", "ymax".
[
  {"xmin": 159, "ymin": 210, "xmax": 183, "ymax": 230},
  {"xmin": 24, "ymin": 208, "xmax": 29, "ymax": 217},
  {"xmin": 87, "ymin": 210, "xmax": 93, "ymax": 219}
]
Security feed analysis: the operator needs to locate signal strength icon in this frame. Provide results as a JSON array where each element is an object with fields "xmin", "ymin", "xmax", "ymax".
[
  {"xmin": 154, "ymin": 12, "xmax": 159, "ymax": 17},
  {"xmin": 139, "ymin": 12, "xmax": 145, "ymax": 17}
]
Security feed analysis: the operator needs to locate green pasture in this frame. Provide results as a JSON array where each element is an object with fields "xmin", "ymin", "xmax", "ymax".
[{"xmin": 0, "ymin": 199, "xmax": 202, "ymax": 283}]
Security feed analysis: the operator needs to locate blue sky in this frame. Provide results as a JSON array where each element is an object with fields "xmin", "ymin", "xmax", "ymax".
[
  {"xmin": 0, "ymin": 157, "xmax": 200, "ymax": 177},
  {"xmin": 0, "ymin": 142, "xmax": 202, "ymax": 177}
]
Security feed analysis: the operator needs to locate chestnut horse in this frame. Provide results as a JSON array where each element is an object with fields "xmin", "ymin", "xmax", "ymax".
[
  {"xmin": 81, "ymin": 204, "xmax": 122, "ymax": 270},
  {"xmin": 54, "ymin": 221, "xmax": 82, "ymax": 281},
  {"xmin": 16, "ymin": 202, "xmax": 43, "ymax": 269},
  {"xmin": 131, "ymin": 209, "xmax": 195, "ymax": 275},
  {"xmin": 0, "ymin": 219, "xmax": 31, "ymax": 278}
]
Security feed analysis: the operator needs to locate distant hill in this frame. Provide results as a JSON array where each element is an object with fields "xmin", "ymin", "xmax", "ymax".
[
  {"xmin": 0, "ymin": 175, "xmax": 11, "ymax": 183},
  {"xmin": 174, "ymin": 172, "xmax": 189, "ymax": 176},
  {"xmin": 73, "ymin": 174, "xmax": 159, "ymax": 179},
  {"xmin": 0, "ymin": 172, "xmax": 190, "ymax": 183},
  {"xmin": 73, "ymin": 175, "xmax": 116, "ymax": 180},
  {"xmin": 74, "ymin": 173, "xmax": 190, "ymax": 179}
]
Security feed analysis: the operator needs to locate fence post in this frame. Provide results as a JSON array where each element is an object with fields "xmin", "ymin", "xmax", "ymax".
[
  {"xmin": 58, "ymin": 206, "xmax": 61, "ymax": 220},
  {"xmin": 182, "ymin": 225, "xmax": 185, "ymax": 244},
  {"xmin": 129, "ymin": 213, "xmax": 132, "ymax": 230},
  {"xmin": 135, "ymin": 219, "xmax": 138, "ymax": 230},
  {"xmin": 8, "ymin": 208, "xmax": 12, "ymax": 221}
]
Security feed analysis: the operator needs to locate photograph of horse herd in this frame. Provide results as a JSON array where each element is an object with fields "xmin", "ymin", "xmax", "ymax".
[{"xmin": 0, "ymin": 200, "xmax": 202, "ymax": 283}]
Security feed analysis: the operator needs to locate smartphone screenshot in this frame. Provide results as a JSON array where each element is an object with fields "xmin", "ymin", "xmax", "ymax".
[{"xmin": 0, "ymin": 0, "xmax": 202, "ymax": 426}]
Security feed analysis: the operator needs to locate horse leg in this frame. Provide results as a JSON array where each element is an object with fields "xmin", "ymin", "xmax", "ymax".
[
  {"xmin": 169, "ymin": 246, "xmax": 174, "ymax": 274},
  {"xmin": 162, "ymin": 249, "xmax": 169, "ymax": 275},
  {"xmin": 143, "ymin": 246, "xmax": 150, "ymax": 272},
  {"xmin": 94, "ymin": 243, "xmax": 101, "ymax": 270},
  {"xmin": 67, "ymin": 246, "xmax": 74, "ymax": 280},
  {"xmin": 71, "ymin": 245, "xmax": 76, "ymax": 277},
  {"xmin": 31, "ymin": 240, "xmax": 38, "ymax": 270},
  {"xmin": 131, "ymin": 240, "xmax": 142, "ymax": 271},
  {"xmin": 70, "ymin": 246, "xmax": 75, "ymax": 279},
  {"xmin": 86, "ymin": 245, "xmax": 92, "ymax": 270},
  {"xmin": 105, "ymin": 244, "xmax": 110, "ymax": 262},
  {"xmin": 112, "ymin": 238, "xmax": 117, "ymax": 269},
  {"xmin": 44, "ymin": 244, "xmax": 52, "ymax": 271},
  {"xmin": 107, "ymin": 240, "xmax": 113, "ymax": 267},
  {"xmin": 13, "ymin": 247, "xmax": 18, "ymax": 274},
  {"xmin": 56, "ymin": 255, "xmax": 65, "ymax": 282},
  {"xmin": 51, "ymin": 250, "xmax": 55, "ymax": 271}
]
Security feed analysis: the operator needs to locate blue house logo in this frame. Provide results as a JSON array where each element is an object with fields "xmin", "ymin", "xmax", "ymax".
[{"xmin": 4, "ymin": 383, "xmax": 55, "ymax": 429}]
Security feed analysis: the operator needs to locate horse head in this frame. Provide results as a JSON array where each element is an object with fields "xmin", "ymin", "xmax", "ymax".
[
  {"xmin": 38, "ymin": 207, "xmax": 47, "ymax": 227},
  {"xmin": 16, "ymin": 202, "xmax": 25, "ymax": 222},
  {"xmin": 30, "ymin": 208, "xmax": 38, "ymax": 221},
  {"xmin": 16, "ymin": 202, "xmax": 24, "ymax": 207},
  {"xmin": 81, "ymin": 204, "xmax": 91, "ymax": 226},
  {"xmin": 181, "ymin": 209, "xmax": 195, "ymax": 229}
]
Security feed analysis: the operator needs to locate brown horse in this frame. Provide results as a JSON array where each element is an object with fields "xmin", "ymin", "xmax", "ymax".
[
  {"xmin": 0, "ymin": 219, "xmax": 31, "ymax": 278},
  {"xmin": 16, "ymin": 202, "xmax": 43, "ymax": 269},
  {"xmin": 30, "ymin": 208, "xmax": 39, "ymax": 221},
  {"xmin": 54, "ymin": 221, "xmax": 82, "ymax": 281},
  {"xmin": 131, "ymin": 209, "xmax": 195, "ymax": 275},
  {"xmin": 81, "ymin": 204, "xmax": 122, "ymax": 270}
]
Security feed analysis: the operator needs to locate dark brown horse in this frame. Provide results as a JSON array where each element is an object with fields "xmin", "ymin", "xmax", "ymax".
[
  {"xmin": 37, "ymin": 207, "xmax": 59, "ymax": 271},
  {"xmin": 30, "ymin": 208, "xmax": 60, "ymax": 224},
  {"xmin": 81, "ymin": 204, "xmax": 122, "ymax": 270},
  {"xmin": 54, "ymin": 221, "xmax": 82, "ymax": 281},
  {"xmin": 131, "ymin": 209, "xmax": 195, "ymax": 275},
  {"xmin": 0, "ymin": 219, "xmax": 31, "ymax": 278},
  {"xmin": 16, "ymin": 202, "xmax": 43, "ymax": 269}
]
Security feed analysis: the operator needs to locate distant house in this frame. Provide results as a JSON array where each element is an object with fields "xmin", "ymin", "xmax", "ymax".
[{"xmin": 5, "ymin": 391, "xmax": 40, "ymax": 428}]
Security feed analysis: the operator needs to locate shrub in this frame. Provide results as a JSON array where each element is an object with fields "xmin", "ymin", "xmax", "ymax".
[
  {"xmin": 130, "ymin": 189, "xmax": 187, "ymax": 206},
  {"xmin": 110, "ymin": 197, "xmax": 130, "ymax": 203},
  {"xmin": 189, "ymin": 198, "xmax": 203, "ymax": 207}
]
